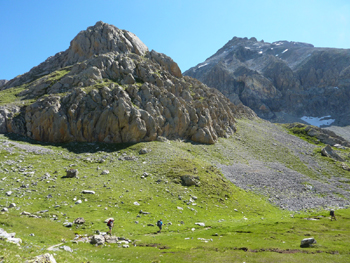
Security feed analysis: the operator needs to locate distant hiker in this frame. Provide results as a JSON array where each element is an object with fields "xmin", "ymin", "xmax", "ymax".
[
  {"xmin": 157, "ymin": 219, "xmax": 163, "ymax": 233},
  {"xmin": 330, "ymin": 210, "xmax": 336, "ymax": 221},
  {"xmin": 107, "ymin": 218, "xmax": 114, "ymax": 235}
]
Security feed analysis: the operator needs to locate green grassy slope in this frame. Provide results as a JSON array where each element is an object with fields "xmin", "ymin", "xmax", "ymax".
[{"xmin": 0, "ymin": 119, "xmax": 350, "ymax": 262}]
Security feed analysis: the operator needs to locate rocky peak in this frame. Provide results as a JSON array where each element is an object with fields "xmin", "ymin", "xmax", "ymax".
[
  {"xmin": 66, "ymin": 21, "xmax": 148, "ymax": 64},
  {"xmin": 2, "ymin": 21, "xmax": 148, "ymax": 90},
  {"xmin": 0, "ymin": 22, "xmax": 254, "ymax": 145},
  {"xmin": 209, "ymin": 37, "xmax": 315, "ymax": 64},
  {"xmin": 184, "ymin": 36, "xmax": 350, "ymax": 126}
]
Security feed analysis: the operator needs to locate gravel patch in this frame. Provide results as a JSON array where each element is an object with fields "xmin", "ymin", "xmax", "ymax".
[
  {"xmin": 219, "ymin": 161, "xmax": 350, "ymax": 211},
  {"xmin": 1, "ymin": 140, "xmax": 53, "ymax": 154},
  {"xmin": 219, "ymin": 119, "xmax": 350, "ymax": 211}
]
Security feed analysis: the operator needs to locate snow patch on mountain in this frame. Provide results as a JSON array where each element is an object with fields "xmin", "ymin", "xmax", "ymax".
[
  {"xmin": 198, "ymin": 63, "xmax": 209, "ymax": 69},
  {"xmin": 301, "ymin": 116, "xmax": 335, "ymax": 127}
]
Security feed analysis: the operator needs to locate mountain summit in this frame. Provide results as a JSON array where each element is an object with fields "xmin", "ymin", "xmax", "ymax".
[
  {"xmin": 5, "ymin": 21, "xmax": 149, "ymax": 89},
  {"xmin": 184, "ymin": 37, "xmax": 350, "ymax": 126},
  {"xmin": 0, "ymin": 22, "xmax": 253, "ymax": 144}
]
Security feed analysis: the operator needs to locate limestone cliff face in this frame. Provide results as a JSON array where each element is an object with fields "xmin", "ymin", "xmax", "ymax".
[
  {"xmin": 0, "ymin": 22, "xmax": 253, "ymax": 144},
  {"xmin": 184, "ymin": 37, "xmax": 350, "ymax": 126}
]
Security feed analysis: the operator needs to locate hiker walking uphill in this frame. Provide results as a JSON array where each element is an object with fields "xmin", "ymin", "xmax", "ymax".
[
  {"xmin": 330, "ymin": 210, "xmax": 336, "ymax": 221},
  {"xmin": 107, "ymin": 218, "xmax": 114, "ymax": 235},
  {"xmin": 157, "ymin": 219, "xmax": 163, "ymax": 233}
]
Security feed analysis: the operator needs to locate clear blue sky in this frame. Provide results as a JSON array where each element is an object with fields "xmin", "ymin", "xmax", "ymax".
[{"xmin": 1, "ymin": 0, "xmax": 350, "ymax": 80}]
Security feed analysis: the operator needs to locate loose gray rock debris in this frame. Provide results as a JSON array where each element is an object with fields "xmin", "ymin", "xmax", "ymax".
[
  {"xmin": 219, "ymin": 120, "xmax": 350, "ymax": 211},
  {"xmin": 25, "ymin": 253, "xmax": 57, "ymax": 263},
  {"xmin": 0, "ymin": 228, "xmax": 22, "ymax": 246}
]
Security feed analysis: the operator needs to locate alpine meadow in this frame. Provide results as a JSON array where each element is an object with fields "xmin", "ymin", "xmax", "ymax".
[{"xmin": 1, "ymin": 21, "xmax": 350, "ymax": 263}]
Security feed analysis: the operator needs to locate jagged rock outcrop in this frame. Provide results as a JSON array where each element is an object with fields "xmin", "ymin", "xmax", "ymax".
[
  {"xmin": 286, "ymin": 123, "xmax": 350, "ymax": 147},
  {"xmin": 184, "ymin": 37, "xmax": 350, "ymax": 126},
  {"xmin": 0, "ymin": 22, "xmax": 253, "ymax": 144},
  {"xmin": 321, "ymin": 145, "xmax": 344, "ymax": 162}
]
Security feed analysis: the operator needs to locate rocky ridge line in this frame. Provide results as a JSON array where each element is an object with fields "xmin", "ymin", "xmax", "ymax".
[{"xmin": 184, "ymin": 36, "xmax": 350, "ymax": 126}]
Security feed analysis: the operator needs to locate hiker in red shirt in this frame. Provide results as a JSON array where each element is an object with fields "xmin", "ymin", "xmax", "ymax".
[{"xmin": 107, "ymin": 219, "xmax": 114, "ymax": 235}]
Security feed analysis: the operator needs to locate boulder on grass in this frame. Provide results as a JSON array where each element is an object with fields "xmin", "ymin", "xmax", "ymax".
[
  {"xmin": 181, "ymin": 175, "xmax": 200, "ymax": 186},
  {"xmin": 105, "ymin": 235, "xmax": 118, "ymax": 243},
  {"xmin": 64, "ymin": 169, "xmax": 79, "ymax": 178},
  {"xmin": 74, "ymin": 217, "xmax": 85, "ymax": 224},
  {"xmin": 139, "ymin": 148, "xmax": 149, "ymax": 154},
  {"xmin": 90, "ymin": 235, "xmax": 105, "ymax": 245},
  {"xmin": 25, "ymin": 253, "xmax": 57, "ymax": 263},
  {"xmin": 300, "ymin": 237, "xmax": 317, "ymax": 248},
  {"xmin": 321, "ymin": 145, "xmax": 344, "ymax": 162},
  {"xmin": 82, "ymin": 190, "xmax": 95, "ymax": 194}
]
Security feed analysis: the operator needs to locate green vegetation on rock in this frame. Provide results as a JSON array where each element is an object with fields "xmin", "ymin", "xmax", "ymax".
[{"xmin": 0, "ymin": 84, "xmax": 31, "ymax": 106}]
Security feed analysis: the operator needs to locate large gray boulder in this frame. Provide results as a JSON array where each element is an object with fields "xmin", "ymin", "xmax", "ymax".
[
  {"xmin": 64, "ymin": 169, "xmax": 79, "ymax": 178},
  {"xmin": 321, "ymin": 145, "xmax": 344, "ymax": 162},
  {"xmin": 90, "ymin": 235, "xmax": 105, "ymax": 245},
  {"xmin": 0, "ymin": 228, "xmax": 15, "ymax": 239},
  {"xmin": 105, "ymin": 235, "xmax": 118, "ymax": 243},
  {"xmin": 74, "ymin": 217, "xmax": 85, "ymax": 224},
  {"xmin": 181, "ymin": 175, "xmax": 200, "ymax": 186}
]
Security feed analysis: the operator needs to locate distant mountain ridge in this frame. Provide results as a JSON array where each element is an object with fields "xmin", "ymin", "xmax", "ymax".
[{"xmin": 184, "ymin": 37, "xmax": 350, "ymax": 126}]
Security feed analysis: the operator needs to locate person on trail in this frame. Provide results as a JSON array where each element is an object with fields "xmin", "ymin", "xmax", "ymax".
[
  {"xmin": 107, "ymin": 218, "xmax": 114, "ymax": 235},
  {"xmin": 157, "ymin": 219, "xmax": 163, "ymax": 233},
  {"xmin": 330, "ymin": 210, "xmax": 336, "ymax": 221}
]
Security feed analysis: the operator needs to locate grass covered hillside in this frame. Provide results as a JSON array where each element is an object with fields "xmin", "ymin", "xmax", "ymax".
[{"xmin": 1, "ymin": 118, "xmax": 350, "ymax": 262}]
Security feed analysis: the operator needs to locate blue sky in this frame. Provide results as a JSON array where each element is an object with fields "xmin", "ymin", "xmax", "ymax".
[{"xmin": 1, "ymin": 0, "xmax": 350, "ymax": 80}]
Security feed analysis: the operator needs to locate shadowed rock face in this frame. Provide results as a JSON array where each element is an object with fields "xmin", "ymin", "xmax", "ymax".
[
  {"xmin": 184, "ymin": 37, "xmax": 350, "ymax": 126},
  {"xmin": 0, "ymin": 22, "xmax": 254, "ymax": 144},
  {"xmin": 0, "ymin": 80, "xmax": 8, "ymax": 88}
]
